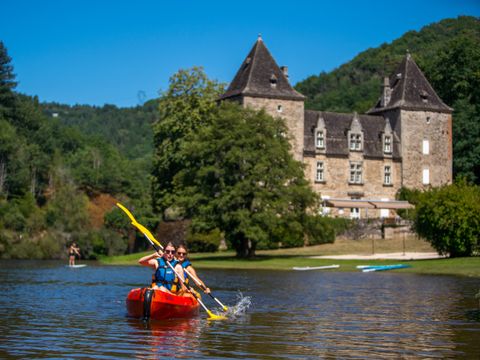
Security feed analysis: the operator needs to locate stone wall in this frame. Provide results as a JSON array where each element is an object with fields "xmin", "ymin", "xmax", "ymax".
[
  {"xmin": 242, "ymin": 96, "xmax": 304, "ymax": 161},
  {"xmin": 400, "ymin": 110, "xmax": 452, "ymax": 188},
  {"xmin": 304, "ymin": 153, "xmax": 402, "ymax": 218}
]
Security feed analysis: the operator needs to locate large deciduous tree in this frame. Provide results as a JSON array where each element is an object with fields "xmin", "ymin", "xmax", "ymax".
[
  {"xmin": 151, "ymin": 67, "xmax": 223, "ymax": 215},
  {"xmin": 414, "ymin": 180, "xmax": 480, "ymax": 257},
  {"xmin": 174, "ymin": 102, "xmax": 319, "ymax": 257}
]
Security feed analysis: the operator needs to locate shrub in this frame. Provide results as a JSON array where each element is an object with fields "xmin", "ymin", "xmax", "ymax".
[
  {"xmin": 304, "ymin": 215, "xmax": 336, "ymax": 245},
  {"xmin": 186, "ymin": 228, "xmax": 221, "ymax": 252},
  {"xmin": 414, "ymin": 180, "xmax": 480, "ymax": 257}
]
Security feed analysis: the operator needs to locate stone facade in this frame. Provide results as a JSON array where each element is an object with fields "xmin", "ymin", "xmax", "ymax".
[
  {"xmin": 220, "ymin": 38, "xmax": 453, "ymax": 218},
  {"xmin": 243, "ymin": 96, "xmax": 304, "ymax": 161}
]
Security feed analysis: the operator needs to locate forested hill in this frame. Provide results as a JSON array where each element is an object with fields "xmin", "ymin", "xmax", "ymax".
[
  {"xmin": 295, "ymin": 16, "xmax": 479, "ymax": 112},
  {"xmin": 295, "ymin": 16, "xmax": 480, "ymax": 182},
  {"xmin": 40, "ymin": 100, "xmax": 158, "ymax": 160}
]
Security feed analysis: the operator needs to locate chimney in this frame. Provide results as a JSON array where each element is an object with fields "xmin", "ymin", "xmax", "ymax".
[
  {"xmin": 381, "ymin": 77, "xmax": 391, "ymax": 107},
  {"xmin": 280, "ymin": 66, "xmax": 289, "ymax": 79}
]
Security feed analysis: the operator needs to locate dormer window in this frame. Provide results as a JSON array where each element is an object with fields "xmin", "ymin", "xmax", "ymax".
[
  {"xmin": 349, "ymin": 133, "xmax": 362, "ymax": 151},
  {"xmin": 316, "ymin": 130, "xmax": 325, "ymax": 149},
  {"xmin": 420, "ymin": 90, "xmax": 429, "ymax": 103},
  {"xmin": 384, "ymin": 135, "xmax": 392, "ymax": 154},
  {"xmin": 270, "ymin": 74, "xmax": 277, "ymax": 88}
]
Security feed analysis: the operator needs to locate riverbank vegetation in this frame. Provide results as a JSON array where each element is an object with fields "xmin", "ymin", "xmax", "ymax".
[
  {"xmin": 1, "ymin": 16, "xmax": 480, "ymax": 260},
  {"xmin": 101, "ymin": 238, "xmax": 480, "ymax": 277}
]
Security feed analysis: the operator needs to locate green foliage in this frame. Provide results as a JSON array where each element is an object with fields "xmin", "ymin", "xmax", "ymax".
[
  {"xmin": 396, "ymin": 187, "xmax": 422, "ymax": 220},
  {"xmin": 0, "ymin": 41, "xmax": 17, "ymax": 118},
  {"xmin": 186, "ymin": 228, "xmax": 221, "ymax": 253},
  {"xmin": 173, "ymin": 102, "xmax": 319, "ymax": 257},
  {"xmin": 151, "ymin": 67, "xmax": 224, "ymax": 214},
  {"xmin": 414, "ymin": 180, "xmax": 480, "ymax": 257}
]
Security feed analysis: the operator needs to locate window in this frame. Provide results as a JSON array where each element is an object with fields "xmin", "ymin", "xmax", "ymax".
[
  {"xmin": 423, "ymin": 139, "xmax": 429, "ymax": 155},
  {"xmin": 350, "ymin": 208, "xmax": 360, "ymax": 219},
  {"xmin": 422, "ymin": 168, "xmax": 430, "ymax": 185},
  {"xmin": 384, "ymin": 165, "xmax": 392, "ymax": 185},
  {"xmin": 349, "ymin": 162, "xmax": 362, "ymax": 184},
  {"xmin": 349, "ymin": 133, "xmax": 362, "ymax": 151},
  {"xmin": 316, "ymin": 130, "xmax": 325, "ymax": 149},
  {"xmin": 277, "ymin": 104, "xmax": 283, "ymax": 113},
  {"xmin": 384, "ymin": 135, "xmax": 392, "ymax": 153},
  {"xmin": 315, "ymin": 161, "xmax": 325, "ymax": 182},
  {"xmin": 426, "ymin": 116, "xmax": 431, "ymax": 124}
]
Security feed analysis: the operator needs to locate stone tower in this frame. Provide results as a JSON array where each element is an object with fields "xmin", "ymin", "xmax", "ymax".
[
  {"xmin": 368, "ymin": 53, "xmax": 453, "ymax": 189},
  {"xmin": 219, "ymin": 36, "xmax": 305, "ymax": 161}
]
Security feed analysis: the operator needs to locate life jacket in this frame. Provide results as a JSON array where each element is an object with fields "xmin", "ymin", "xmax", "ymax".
[
  {"xmin": 172, "ymin": 259, "xmax": 192, "ymax": 289},
  {"xmin": 153, "ymin": 257, "xmax": 178, "ymax": 292}
]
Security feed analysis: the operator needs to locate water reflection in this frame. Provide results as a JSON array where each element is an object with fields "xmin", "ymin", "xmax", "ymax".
[{"xmin": 0, "ymin": 261, "xmax": 479, "ymax": 359}]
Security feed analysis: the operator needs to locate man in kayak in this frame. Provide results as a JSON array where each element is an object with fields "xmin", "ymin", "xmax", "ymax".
[
  {"xmin": 138, "ymin": 242, "xmax": 187, "ymax": 294},
  {"xmin": 68, "ymin": 242, "xmax": 81, "ymax": 266},
  {"xmin": 175, "ymin": 244, "xmax": 211, "ymax": 294}
]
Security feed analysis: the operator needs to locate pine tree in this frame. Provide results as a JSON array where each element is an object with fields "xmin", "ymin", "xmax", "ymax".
[{"xmin": 0, "ymin": 41, "xmax": 17, "ymax": 118}]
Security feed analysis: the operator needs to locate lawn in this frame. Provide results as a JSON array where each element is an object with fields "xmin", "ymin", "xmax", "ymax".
[{"xmin": 100, "ymin": 235, "xmax": 480, "ymax": 277}]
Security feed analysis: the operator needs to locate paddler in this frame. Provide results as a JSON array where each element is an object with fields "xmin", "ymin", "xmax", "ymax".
[
  {"xmin": 175, "ymin": 244, "xmax": 211, "ymax": 294},
  {"xmin": 138, "ymin": 242, "xmax": 187, "ymax": 294}
]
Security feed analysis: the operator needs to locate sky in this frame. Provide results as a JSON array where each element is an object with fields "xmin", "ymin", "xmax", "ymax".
[{"xmin": 1, "ymin": 1, "xmax": 479, "ymax": 108}]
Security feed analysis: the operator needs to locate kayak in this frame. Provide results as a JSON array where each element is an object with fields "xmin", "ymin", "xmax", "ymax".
[
  {"xmin": 126, "ymin": 288, "xmax": 200, "ymax": 320},
  {"xmin": 292, "ymin": 265, "xmax": 340, "ymax": 271},
  {"xmin": 66, "ymin": 264, "xmax": 87, "ymax": 268}
]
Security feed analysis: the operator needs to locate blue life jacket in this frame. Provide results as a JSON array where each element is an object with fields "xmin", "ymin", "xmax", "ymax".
[
  {"xmin": 154, "ymin": 257, "xmax": 178, "ymax": 291},
  {"xmin": 181, "ymin": 259, "xmax": 192, "ymax": 282}
]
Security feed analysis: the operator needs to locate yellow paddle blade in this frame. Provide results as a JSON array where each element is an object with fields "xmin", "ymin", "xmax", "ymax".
[
  {"xmin": 135, "ymin": 222, "xmax": 162, "ymax": 248},
  {"xmin": 116, "ymin": 203, "xmax": 137, "ymax": 223},
  {"xmin": 207, "ymin": 310, "xmax": 227, "ymax": 321},
  {"xmin": 116, "ymin": 202, "xmax": 163, "ymax": 249},
  {"xmin": 222, "ymin": 306, "xmax": 229, "ymax": 312}
]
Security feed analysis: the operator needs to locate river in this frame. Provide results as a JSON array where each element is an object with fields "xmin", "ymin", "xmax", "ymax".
[{"xmin": 0, "ymin": 260, "xmax": 479, "ymax": 359}]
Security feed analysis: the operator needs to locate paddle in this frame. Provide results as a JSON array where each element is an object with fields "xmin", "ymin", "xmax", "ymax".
[
  {"xmin": 116, "ymin": 202, "xmax": 226, "ymax": 320},
  {"xmin": 183, "ymin": 267, "xmax": 228, "ymax": 311}
]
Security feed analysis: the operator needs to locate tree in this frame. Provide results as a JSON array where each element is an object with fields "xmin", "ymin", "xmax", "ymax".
[
  {"xmin": 174, "ymin": 102, "xmax": 319, "ymax": 257},
  {"xmin": 151, "ymin": 67, "xmax": 224, "ymax": 215},
  {"xmin": 414, "ymin": 181, "xmax": 480, "ymax": 257},
  {"xmin": 0, "ymin": 41, "xmax": 17, "ymax": 119}
]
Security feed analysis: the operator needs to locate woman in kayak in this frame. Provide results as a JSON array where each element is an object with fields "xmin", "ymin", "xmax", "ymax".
[
  {"xmin": 175, "ymin": 244, "xmax": 210, "ymax": 294},
  {"xmin": 138, "ymin": 242, "xmax": 187, "ymax": 294}
]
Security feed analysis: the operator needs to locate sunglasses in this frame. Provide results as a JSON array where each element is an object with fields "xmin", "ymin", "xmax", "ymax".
[
  {"xmin": 177, "ymin": 251, "xmax": 187, "ymax": 256},
  {"xmin": 164, "ymin": 250, "xmax": 175, "ymax": 254}
]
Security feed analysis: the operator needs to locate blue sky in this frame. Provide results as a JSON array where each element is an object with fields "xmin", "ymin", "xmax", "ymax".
[{"xmin": 2, "ymin": 1, "xmax": 479, "ymax": 108}]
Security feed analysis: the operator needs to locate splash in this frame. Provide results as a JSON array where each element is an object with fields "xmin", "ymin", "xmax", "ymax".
[{"xmin": 225, "ymin": 291, "xmax": 252, "ymax": 318}]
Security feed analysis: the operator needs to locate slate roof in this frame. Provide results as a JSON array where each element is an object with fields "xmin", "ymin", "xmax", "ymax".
[
  {"xmin": 368, "ymin": 53, "xmax": 452, "ymax": 114},
  {"xmin": 219, "ymin": 37, "xmax": 305, "ymax": 101},
  {"xmin": 304, "ymin": 110, "xmax": 401, "ymax": 159}
]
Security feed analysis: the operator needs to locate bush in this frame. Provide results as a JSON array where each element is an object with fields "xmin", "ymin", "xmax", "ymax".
[
  {"xmin": 414, "ymin": 180, "xmax": 480, "ymax": 257},
  {"xmin": 304, "ymin": 215, "xmax": 336, "ymax": 246},
  {"xmin": 186, "ymin": 228, "xmax": 221, "ymax": 252}
]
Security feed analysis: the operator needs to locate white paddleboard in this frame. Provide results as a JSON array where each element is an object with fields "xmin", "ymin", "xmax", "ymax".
[
  {"xmin": 293, "ymin": 265, "xmax": 340, "ymax": 271},
  {"xmin": 66, "ymin": 264, "xmax": 87, "ymax": 268}
]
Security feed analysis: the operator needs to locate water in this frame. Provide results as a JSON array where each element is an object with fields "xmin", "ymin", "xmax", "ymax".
[{"xmin": 0, "ymin": 260, "xmax": 479, "ymax": 359}]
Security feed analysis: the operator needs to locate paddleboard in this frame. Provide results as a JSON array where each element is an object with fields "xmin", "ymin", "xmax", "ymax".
[
  {"xmin": 293, "ymin": 265, "xmax": 340, "ymax": 271},
  {"xmin": 360, "ymin": 264, "xmax": 411, "ymax": 272},
  {"xmin": 66, "ymin": 264, "xmax": 87, "ymax": 268}
]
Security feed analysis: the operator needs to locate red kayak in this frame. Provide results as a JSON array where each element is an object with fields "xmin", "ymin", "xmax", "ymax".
[{"xmin": 126, "ymin": 288, "xmax": 200, "ymax": 320}]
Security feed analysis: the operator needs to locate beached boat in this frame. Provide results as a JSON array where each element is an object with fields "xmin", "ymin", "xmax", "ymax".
[{"xmin": 126, "ymin": 288, "xmax": 200, "ymax": 320}]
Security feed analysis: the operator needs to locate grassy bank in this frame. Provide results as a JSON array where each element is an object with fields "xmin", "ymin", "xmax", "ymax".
[{"xmin": 100, "ymin": 236, "xmax": 480, "ymax": 277}]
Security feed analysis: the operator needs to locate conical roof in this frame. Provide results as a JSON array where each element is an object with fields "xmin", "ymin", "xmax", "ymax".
[
  {"xmin": 368, "ymin": 53, "xmax": 452, "ymax": 114},
  {"xmin": 219, "ymin": 36, "xmax": 304, "ymax": 101}
]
